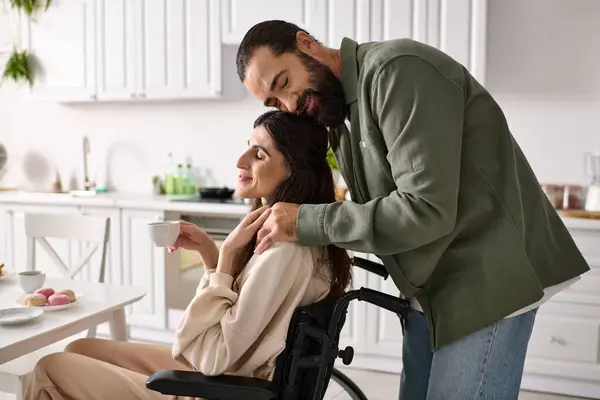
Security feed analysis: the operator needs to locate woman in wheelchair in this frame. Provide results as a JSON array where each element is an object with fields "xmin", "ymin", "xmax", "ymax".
[{"xmin": 24, "ymin": 110, "xmax": 352, "ymax": 400}]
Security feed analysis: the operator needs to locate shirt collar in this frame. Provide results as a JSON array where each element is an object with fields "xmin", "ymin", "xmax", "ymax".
[{"xmin": 340, "ymin": 37, "xmax": 359, "ymax": 106}]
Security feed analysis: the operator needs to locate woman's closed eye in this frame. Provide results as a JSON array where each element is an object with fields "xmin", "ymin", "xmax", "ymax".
[
  {"xmin": 281, "ymin": 77, "xmax": 289, "ymax": 88},
  {"xmin": 255, "ymin": 150, "xmax": 266, "ymax": 160}
]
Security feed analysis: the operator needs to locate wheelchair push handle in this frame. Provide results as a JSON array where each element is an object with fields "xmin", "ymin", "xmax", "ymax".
[
  {"xmin": 352, "ymin": 256, "xmax": 389, "ymax": 279},
  {"xmin": 359, "ymin": 287, "xmax": 410, "ymax": 316}
]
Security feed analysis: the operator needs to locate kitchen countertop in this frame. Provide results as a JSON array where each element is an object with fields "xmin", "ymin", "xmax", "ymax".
[
  {"xmin": 0, "ymin": 191, "xmax": 251, "ymax": 216},
  {"xmin": 0, "ymin": 191, "xmax": 599, "ymax": 230}
]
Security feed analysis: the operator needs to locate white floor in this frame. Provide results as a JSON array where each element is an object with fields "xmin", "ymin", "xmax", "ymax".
[{"xmin": 324, "ymin": 367, "xmax": 591, "ymax": 400}]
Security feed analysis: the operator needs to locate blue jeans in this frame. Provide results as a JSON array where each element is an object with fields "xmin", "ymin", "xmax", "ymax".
[{"xmin": 399, "ymin": 308, "xmax": 537, "ymax": 400}]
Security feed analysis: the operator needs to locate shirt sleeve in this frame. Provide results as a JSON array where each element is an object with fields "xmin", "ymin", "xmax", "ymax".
[
  {"xmin": 297, "ymin": 56, "xmax": 464, "ymax": 255},
  {"xmin": 172, "ymin": 242, "xmax": 312, "ymax": 375}
]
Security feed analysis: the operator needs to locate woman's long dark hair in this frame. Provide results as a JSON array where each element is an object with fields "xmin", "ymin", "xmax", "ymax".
[{"xmin": 232, "ymin": 110, "xmax": 352, "ymax": 295}]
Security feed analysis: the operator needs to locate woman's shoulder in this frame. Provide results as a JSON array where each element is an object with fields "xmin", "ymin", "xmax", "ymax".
[{"xmin": 246, "ymin": 242, "xmax": 323, "ymax": 272}]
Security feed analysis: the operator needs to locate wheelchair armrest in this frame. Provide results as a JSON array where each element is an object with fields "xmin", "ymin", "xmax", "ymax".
[
  {"xmin": 352, "ymin": 256, "xmax": 389, "ymax": 279},
  {"xmin": 146, "ymin": 370, "xmax": 278, "ymax": 400},
  {"xmin": 359, "ymin": 288, "xmax": 411, "ymax": 317}
]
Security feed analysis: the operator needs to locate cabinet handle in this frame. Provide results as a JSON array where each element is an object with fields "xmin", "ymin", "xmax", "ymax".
[
  {"xmin": 90, "ymin": 94, "xmax": 97, "ymax": 100},
  {"xmin": 130, "ymin": 93, "xmax": 137, "ymax": 99},
  {"xmin": 138, "ymin": 93, "xmax": 146, "ymax": 98}
]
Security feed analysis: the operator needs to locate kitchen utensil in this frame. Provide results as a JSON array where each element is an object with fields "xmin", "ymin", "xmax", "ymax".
[
  {"xmin": 584, "ymin": 151, "xmax": 600, "ymax": 211},
  {"xmin": 17, "ymin": 270, "xmax": 46, "ymax": 293},
  {"xmin": 0, "ymin": 307, "xmax": 44, "ymax": 326},
  {"xmin": 148, "ymin": 221, "xmax": 180, "ymax": 247},
  {"xmin": 198, "ymin": 187, "xmax": 235, "ymax": 200}
]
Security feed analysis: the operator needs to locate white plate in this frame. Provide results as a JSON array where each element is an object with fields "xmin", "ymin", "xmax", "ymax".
[
  {"xmin": 16, "ymin": 293, "xmax": 84, "ymax": 312},
  {"xmin": 0, "ymin": 307, "xmax": 44, "ymax": 326}
]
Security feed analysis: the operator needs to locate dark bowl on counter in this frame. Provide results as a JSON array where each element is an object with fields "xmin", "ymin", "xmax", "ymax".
[{"xmin": 198, "ymin": 187, "xmax": 235, "ymax": 200}]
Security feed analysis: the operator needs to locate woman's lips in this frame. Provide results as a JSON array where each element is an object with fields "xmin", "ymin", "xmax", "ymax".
[{"xmin": 238, "ymin": 172, "xmax": 252, "ymax": 182}]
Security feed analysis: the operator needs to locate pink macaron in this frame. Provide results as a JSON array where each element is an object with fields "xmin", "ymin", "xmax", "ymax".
[
  {"xmin": 34, "ymin": 287, "xmax": 55, "ymax": 299},
  {"xmin": 47, "ymin": 293, "xmax": 70, "ymax": 306}
]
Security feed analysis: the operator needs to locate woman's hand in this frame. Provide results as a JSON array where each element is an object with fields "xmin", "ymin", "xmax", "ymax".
[
  {"xmin": 217, "ymin": 206, "xmax": 271, "ymax": 276},
  {"xmin": 168, "ymin": 220, "xmax": 212, "ymax": 254},
  {"xmin": 222, "ymin": 206, "xmax": 271, "ymax": 253},
  {"xmin": 169, "ymin": 220, "xmax": 219, "ymax": 269}
]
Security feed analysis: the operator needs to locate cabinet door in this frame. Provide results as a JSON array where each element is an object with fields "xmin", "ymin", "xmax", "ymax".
[
  {"xmin": 324, "ymin": 0, "xmax": 372, "ymax": 47},
  {"xmin": 427, "ymin": 0, "xmax": 487, "ymax": 83},
  {"xmin": 95, "ymin": 0, "xmax": 137, "ymax": 100},
  {"xmin": 121, "ymin": 209, "xmax": 167, "ymax": 329},
  {"xmin": 221, "ymin": 0, "xmax": 327, "ymax": 45},
  {"xmin": 136, "ymin": 0, "xmax": 221, "ymax": 99},
  {"xmin": 24, "ymin": 0, "xmax": 96, "ymax": 101},
  {"xmin": 364, "ymin": 254, "xmax": 404, "ymax": 359},
  {"xmin": 369, "ymin": 0, "xmax": 428, "ymax": 42}
]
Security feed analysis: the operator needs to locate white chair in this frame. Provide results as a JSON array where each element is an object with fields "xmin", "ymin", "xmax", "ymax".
[{"xmin": 0, "ymin": 213, "xmax": 110, "ymax": 400}]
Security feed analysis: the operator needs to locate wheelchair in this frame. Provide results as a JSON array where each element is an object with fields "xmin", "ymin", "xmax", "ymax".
[{"xmin": 146, "ymin": 256, "xmax": 410, "ymax": 400}]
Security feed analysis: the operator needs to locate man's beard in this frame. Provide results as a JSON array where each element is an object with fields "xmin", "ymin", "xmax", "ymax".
[{"xmin": 296, "ymin": 52, "xmax": 347, "ymax": 128}]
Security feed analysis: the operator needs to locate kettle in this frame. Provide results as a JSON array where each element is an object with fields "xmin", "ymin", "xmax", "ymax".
[{"xmin": 584, "ymin": 151, "xmax": 600, "ymax": 211}]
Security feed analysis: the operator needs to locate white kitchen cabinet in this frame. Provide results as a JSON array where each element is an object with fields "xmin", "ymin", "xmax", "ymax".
[
  {"xmin": 120, "ymin": 209, "xmax": 167, "ymax": 330},
  {"xmin": 368, "ymin": 0, "xmax": 487, "ymax": 84},
  {"xmin": 95, "ymin": 0, "xmax": 137, "ymax": 101},
  {"xmin": 25, "ymin": 0, "xmax": 222, "ymax": 102},
  {"xmin": 24, "ymin": 0, "xmax": 96, "ymax": 102},
  {"xmin": 520, "ymin": 224, "xmax": 600, "ymax": 399},
  {"xmin": 221, "ymin": 0, "xmax": 327, "ymax": 46},
  {"xmin": 136, "ymin": 0, "xmax": 222, "ymax": 99}
]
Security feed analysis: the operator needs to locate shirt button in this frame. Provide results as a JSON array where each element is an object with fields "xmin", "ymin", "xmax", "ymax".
[{"xmin": 360, "ymin": 141, "xmax": 367, "ymax": 148}]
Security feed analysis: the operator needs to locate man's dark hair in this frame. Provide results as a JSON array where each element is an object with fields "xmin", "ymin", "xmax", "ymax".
[{"xmin": 236, "ymin": 20, "xmax": 319, "ymax": 82}]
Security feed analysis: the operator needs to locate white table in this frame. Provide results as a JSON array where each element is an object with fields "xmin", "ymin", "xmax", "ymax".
[{"xmin": 0, "ymin": 277, "xmax": 146, "ymax": 365}]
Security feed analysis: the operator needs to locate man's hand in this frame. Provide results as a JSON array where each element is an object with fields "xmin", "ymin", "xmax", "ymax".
[{"xmin": 255, "ymin": 203, "xmax": 300, "ymax": 254}]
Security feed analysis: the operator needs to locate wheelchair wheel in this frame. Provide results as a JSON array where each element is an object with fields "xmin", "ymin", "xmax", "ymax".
[{"xmin": 328, "ymin": 368, "xmax": 369, "ymax": 400}]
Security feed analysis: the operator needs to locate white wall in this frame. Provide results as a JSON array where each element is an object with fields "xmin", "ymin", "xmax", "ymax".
[
  {"xmin": 486, "ymin": 0, "xmax": 600, "ymax": 186},
  {"xmin": 1, "ymin": 0, "xmax": 599, "ymax": 194},
  {"xmin": 0, "ymin": 44, "xmax": 268, "ymax": 193}
]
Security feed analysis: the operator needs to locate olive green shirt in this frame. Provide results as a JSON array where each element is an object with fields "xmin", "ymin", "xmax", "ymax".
[{"xmin": 297, "ymin": 37, "xmax": 590, "ymax": 350}]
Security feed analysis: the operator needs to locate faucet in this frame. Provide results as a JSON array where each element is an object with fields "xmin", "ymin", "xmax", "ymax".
[{"xmin": 82, "ymin": 136, "xmax": 95, "ymax": 191}]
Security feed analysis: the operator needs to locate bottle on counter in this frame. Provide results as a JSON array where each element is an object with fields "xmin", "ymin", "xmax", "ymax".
[
  {"xmin": 185, "ymin": 163, "xmax": 197, "ymax": 194},
  {"xmin": 174, "ymin": 163, "xmax": 184, "ymax": 194},
  {"xmin": 165, "ymin": 153, "xmax": 176, "ymax": 195}
]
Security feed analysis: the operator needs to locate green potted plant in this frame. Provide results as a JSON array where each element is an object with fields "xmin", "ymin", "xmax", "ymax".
[
  {"xmin": 1, "ymin": 47, "xmax": 33, "ymax": 86},
  {"xmin": 326, "ymin": 148, "xmax": 347, "ymax": 201},
  {"xmin": 1, "ymin": 0, "xmax": 53, "ymax": 89},
  {"xmin": 9, "ymin": 0, "xmax": 52, "ymax": 18}
]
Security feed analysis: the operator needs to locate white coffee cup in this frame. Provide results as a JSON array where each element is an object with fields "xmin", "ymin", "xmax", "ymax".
[
  {"xmin": 18, "ymin": 271, "xmax": 46, "ymax": 293},
  {"xmin": 148, "ymin": 221, "xmax": 180, "ymax": 247}
]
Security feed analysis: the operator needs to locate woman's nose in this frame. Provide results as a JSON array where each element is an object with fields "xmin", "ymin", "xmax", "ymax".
[{"xmin": 236, "ymin": 151, "xmax": 249, "ymax": 169}]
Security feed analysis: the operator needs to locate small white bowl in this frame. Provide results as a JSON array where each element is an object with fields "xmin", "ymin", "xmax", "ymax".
[
  {"xmin": 147, "ymin": 221, "xmax": 180, "ymax": 247},
  {"xmin": 17, "ymin": 271, "xmax": 46, "ymax": 294}
]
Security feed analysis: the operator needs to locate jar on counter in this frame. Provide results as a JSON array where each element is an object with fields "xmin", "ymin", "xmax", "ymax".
[
  {"xmin": 562, "ymin": 185, "xmax": 584, "ymax": 210},
  {"xmin": 541, "ymin": 184, "xmax": 564, "ymax": 209}
]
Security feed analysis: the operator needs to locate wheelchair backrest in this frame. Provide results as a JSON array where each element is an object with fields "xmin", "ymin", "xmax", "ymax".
[{"xmin": 271, "ymin": 295, "xmax": 348, "ymax": 400}]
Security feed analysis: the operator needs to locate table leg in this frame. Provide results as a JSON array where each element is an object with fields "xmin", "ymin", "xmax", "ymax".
[{"xmin": 109, "ymin": 308, "xmax": 128, "ymax": 341}]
